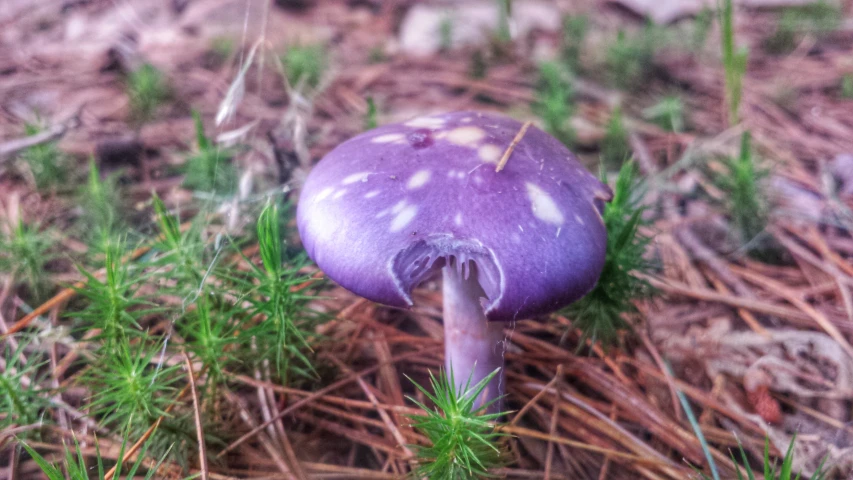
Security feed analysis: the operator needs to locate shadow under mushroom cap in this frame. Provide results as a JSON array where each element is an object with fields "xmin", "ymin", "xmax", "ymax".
[{"xmin": 297, "ymin": 111, "xmax": 612, "ymax": 322}]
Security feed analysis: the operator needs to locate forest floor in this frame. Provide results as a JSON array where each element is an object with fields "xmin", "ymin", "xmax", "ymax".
[{"xmin": 2, "ymin": 0, "xmax": 853, "ymax": 479}]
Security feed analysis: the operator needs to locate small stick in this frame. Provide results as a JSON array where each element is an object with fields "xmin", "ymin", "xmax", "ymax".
[
  {"xmin": 184, "ymin": 353, "xmax": 209, "ymax": 480},
  {"xmin": 543, "ymin": 380, "xmax": 560, "ymax": 480},
  {"xmin": 495, "ymin": 121, "xmax": 532, "ymax": 172},
  {"xmin": 511, "ymin": 364, "xmax": 562, "ymax": 426}
]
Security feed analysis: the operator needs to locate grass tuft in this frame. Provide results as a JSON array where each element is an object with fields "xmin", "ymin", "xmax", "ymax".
[
  {"xmin": 225, "ymin": 202, "xmax": 324, "ymax": 383},
  {"xmin": 150, "ymin": 194, "xmax": 213, "ymax": 300},
  {"xmin": 282, "ymin": 43, "xmax": 327, "ymax": 90},
  {"xmin": 80, "ymin": 158, "xmax": 124, "ymax": 248},
  {"xmin": 719, "ymin": 0, "xmax": 748, "ymax": 126},
  {"xmin": 127, "ymin": 63, "xmax": 169, "ymax": 124},
  {"xmin": 495, "ymin": 0, "xmax": 512, "ymax": 46},
  {"xmin": 560, "ymin": 15, "xmax": 588, "ymax": 73},
  {"xmin": 533, "ymin": 61, "xmax": 575, "ymax": 147},
  {"xmin": 692, "ymin": 8, "xmax": 714, "ymax": 51},
  {"xmin": 764, "ymin": 0, "xmax": 840, "ymax": 54},
  {"xmin": 408, "ymin": 368, "xmax": 506, "ymax": 479},
  {"xmin": 182, "ymin": 110, "xmax": 236, "ymax": 194},
  {"xmin": 178, "ymin": 292, "xmax": 239, "ymax": 393},
  {"xmin": 18, "ymin": 123, "xmax": 68, "ymax": 191},
  {"xmin": 0, "ymin": 218, "xmax": 55, "ymax": 302},
  {"xmin": 601, "ymin": 107, "xmax": 631, "ymax": 169},
  {"xmin": 364, "ymin": 96, "xmax": 378, "ymax": 130},
  {"xmin": 643, "ymin": 96, "xmax": 686, "ymax": 133},
  {"xmin": 840, "ymin": 73, "xmax": 853, "ymax": 99},
  {"xmin": 566, "ymin": 162, "xmax": 652, "ymax": 347},
  {"xmin": 71, "ymin": 238, "xmax": 186, "ymax": 434},
  {"xmin": 695, "ymin": 433, "xmax": 829, "ymax": 480},
  {"xmin": 72, "ymin": 237, "xmax": 154, "ymax": 351},
  {"xmin": 469, "ymin": 50, "xmax": 488, "ymax": 79},
  {"xmin": 210, "ymin": 36, "xmax": 235, "ymax": 61},
  {"xmin": 713, "ymin": 132, "xmax": 775, "ymax": 260},
  {"xmin": 605, "ymin": 25, "xmax": 659, "ymax": 90},
  {"xmin": 1, "ymin": 335, "xmax": 50, "ymax": 438},
  {"xmin": 439, "ymin": 14, "xmax": 454, "ymax": 52},
  {"xmin": 22, "ymin": 420, "xmax": 176, "ymax": 480},
  {"xmin": 82, "ymin": 334, "xmax": 183, "ymax": 429}
]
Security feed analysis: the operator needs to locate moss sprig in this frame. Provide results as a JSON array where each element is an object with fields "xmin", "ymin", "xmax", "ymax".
[
  {"xmin": 225, "ymin": 202, "xmax": 324, "ymax": 383},
  {"xmin": 407, "ymin": 368, "xmax": 506, "ymax": 479},
  {"xmin": 566, "ymin": 162, "xmax": 653, "ymax": 347},
  {"xmin": 533, "ymin": 61, "xmax": 575, "ymax": 147},
  {"xmin": 1, "ymin": 334, "xmax": 50, "ymax": 438},
  {"xmin": 182, "ymin": 110, "xmax": 237, "ymax": 195},
  {"xmin": 0, "ymin": 218, "xmax": 55, "ymax": 302}
]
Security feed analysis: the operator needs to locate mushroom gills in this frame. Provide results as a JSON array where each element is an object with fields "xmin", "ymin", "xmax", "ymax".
[
  {"xmin": 391, "ymin": 235, "xmax": 502, "ymax": 309},
  {"xmin": 392, "ymin": 235, "xmax": 506, "ymax": 411}
]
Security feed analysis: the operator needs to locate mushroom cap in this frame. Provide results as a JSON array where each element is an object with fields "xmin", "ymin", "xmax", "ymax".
[{"xmin": 297, "ymin": 111, "xmax": 611, "ymax": 322}]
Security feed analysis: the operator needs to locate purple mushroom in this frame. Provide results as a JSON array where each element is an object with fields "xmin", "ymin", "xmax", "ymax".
[{"xmin": 297, "ymin": 111, "xmax": 611, "ymax": 412}]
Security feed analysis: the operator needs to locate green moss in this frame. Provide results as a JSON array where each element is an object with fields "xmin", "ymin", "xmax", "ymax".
[
  {"xmin": 561, "ymin": 15, "xmax": 588, "ymax": 72},
  {"xmin": 282, "ymin": 43, "xmax": 327, "ymax": 89},
  {"xmin": 601, "ymin": 107, "xmax": 631, "ymax": 169},
  {"xmin": 182, "ymin": 110, "xmax": 237, "ymax": 194},
  {"xmin": 566, "ymin": 162, "xmax": 652, "ymax": 347},
  {"xmin": 127, "ymin": 63, "xmax": 170, "ymax": 123},
  {"xmin": 18, "ymin": 123, "xmax": 68, "ymax": 191},
  {"xmin": 604, "ymin": 25, "xmax": 660, "ymax": 90},
  {"xmin": 841, "ymin": 73, "xmax": 853, "ymax": 99},
  {"xmin": 0, "ymin": 218, "xmax": 55, "ymax": 301},
  {"xmin": 533, "ymin": 61, "xmax": 575, "ymax": 147},
  {"xmin": 408, "ymin": 368, "xmax": 506, "ymax": 480},
  {"xmin": 764, "ymin": 1, "xmax": 841, "ymax": 54},
  {"xmin": 643, "ymin": 96, "xmax": 686, "ymax": 133}
]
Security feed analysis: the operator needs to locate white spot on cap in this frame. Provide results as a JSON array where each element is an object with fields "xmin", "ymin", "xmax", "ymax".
[
  {"xmin": 512, "ymin": 233, "xmax": 521, "ymax": 244},
  {"xmin": 447, "ymin": 170, "xmax": 458, "ymax": 178},
  {"xmin": 456, "ymin": 171, "xmax": 466, "ymax": 179},
  {"xmin": 342, "ymin": 172, "xmax": 370, "ymax": 184},
  {"xmin": 461, "ymin": 117, "xmax": 472, "ymax": 123},
  {"xmin": 314, "ymin": 187, "xmax": 334, "ymax": 203},
  {"xmin": 478, "ymin": 144, "xmax": 502, "ymax": 164},
  {"xmin": 525, "ymin": 183, "xmax": 564, "ymax": 225},
  {"xmin": 454, "ymin": 212, "xmax": 462, "ymax": 226},
  {"xmin": 407, "ymin": 170, "xmax": 432, "ymax": 189},
  {"xmin": 447, "ymin": 126, "xmax": 485, "ymax": 147},
  {"xmin": 556, "ymin": 227, "xmax": 562, "ymax": 238},
  {"xmin": 391, "ymin": 199, "xmax": 407, "ymax": 214},
  {"xmin": 333, "ymin": 189, "xmax": 347, "ymax": 200},
  {"xmin": 405, "ymin": 116, "xmax": 445, "ymax": 128},
  {"xmin": 378, "ymin": 199, "xmax": 406, "ymax": 219},
  {"xmin": 365, "ymin": 190, "xmax": 380, "ymax": 199},
  {"xmin": 574, "ymin": 214, "xmax": 585, "ymax": 225},
  {"xmin": 390, "ymin": 205, "xmax": 417, "ymax": 232},
  {"xmin": 372, "ymin": 133, "xmax": 405, "ymax": 143}
]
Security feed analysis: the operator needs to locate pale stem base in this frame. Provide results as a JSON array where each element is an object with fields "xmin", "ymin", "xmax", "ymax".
[{"xmin": 442, "ymin": 264, "xmax": 506, "ymax": 414}]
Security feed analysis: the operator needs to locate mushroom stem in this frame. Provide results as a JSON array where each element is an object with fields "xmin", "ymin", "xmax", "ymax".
[{"xmin": 442, "ymin": 261, "xmax": 506, "ymax": 414}]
